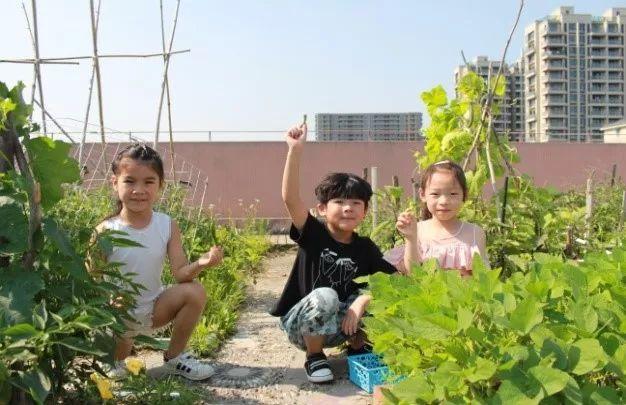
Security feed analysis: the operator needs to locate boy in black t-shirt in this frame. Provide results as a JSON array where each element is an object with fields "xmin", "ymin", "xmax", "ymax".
[{"xmin": 270, "ymin": 121, "xmax": 400, "ymax": 383}]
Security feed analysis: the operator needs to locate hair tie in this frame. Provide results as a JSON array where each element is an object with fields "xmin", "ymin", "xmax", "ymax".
[{"xmin": 434, "ymin": 160, "xmax": 451, "ymax": 165}]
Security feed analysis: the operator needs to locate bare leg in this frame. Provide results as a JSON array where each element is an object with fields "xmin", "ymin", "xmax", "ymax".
[
  {"xmin": 114, "ymin": 337, "xmax": 134, "ymax": 361},
  {"xmin": 303, "ymin": 335, "xmax": 325, "ymax": 356},
  {"xmin": 151, "ymin": 282, "xmax": 207, "ymax": 359}
]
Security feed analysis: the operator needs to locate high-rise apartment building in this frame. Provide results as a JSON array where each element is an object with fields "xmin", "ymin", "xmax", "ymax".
[
  {"xmin": 454, "ymin": 56, "xmax": 525, "ymax": 141},
  {"xmin": 524, "ymin": 7, "xmax": 626, "ymax": 142},
  {"xmin": 315, "ymin": 113, "xmax": 422, "ymax": 141}
]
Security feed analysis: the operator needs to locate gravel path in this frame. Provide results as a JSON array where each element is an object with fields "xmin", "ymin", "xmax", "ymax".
[{"xmin": 141, "ymin": 249, "xmax": 373, "ymax": 404}]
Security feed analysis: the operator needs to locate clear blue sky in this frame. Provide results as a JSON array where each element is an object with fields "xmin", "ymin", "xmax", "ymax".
[{"xmin": 1, "ymin": 1, "xmax": 621, "ymax": 141}]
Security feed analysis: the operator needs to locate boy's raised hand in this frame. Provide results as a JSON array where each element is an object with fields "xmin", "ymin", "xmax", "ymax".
[
  {"xmin": 396, "ymin": 210, "xmax": 417, "ymax": 240},
  {"xmin": 285, "ymin": 123, "xmax": 307, "ymax": 149},
  {"xmin": 198, "ymin": 246, "xmax": 223, "ymax": 268}
]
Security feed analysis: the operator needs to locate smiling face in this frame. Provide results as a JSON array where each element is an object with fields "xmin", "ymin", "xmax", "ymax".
[
  {"xmin": 112, "ymin": 158, "xmax": 162, "ymax": 215},
  {"xmin": 419, "ymin": 169, "xmax": 464, "ymax": 222},
  {"xmin": 318, "ymin": 198, "xmax": 367, "ymax": 236}
]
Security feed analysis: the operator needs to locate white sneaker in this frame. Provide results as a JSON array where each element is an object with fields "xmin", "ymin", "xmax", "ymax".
[
  {"xmin": 305, "ymin": 353, "xmax": 334, "ymax": 383},
  {"xmin": 163, "ymin": 352, "xmax": 215, "ymax": 381},
  {"xmin": 105, "ymin": 360, "xmax": 128, "ymax": 380}
]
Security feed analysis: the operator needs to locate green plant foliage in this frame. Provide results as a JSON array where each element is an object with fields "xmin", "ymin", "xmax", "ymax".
[{"xmin": 362, "ymin": 246, "xmax": 626, "ymax": 403}]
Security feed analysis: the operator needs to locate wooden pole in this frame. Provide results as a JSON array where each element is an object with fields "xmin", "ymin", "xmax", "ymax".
[
  {"xmin": 154, "ymin": 0, "xmax": 181, "ymax": 147},
  {"xmin": 89, "ymin": 0, "xmax": 107, "ymax": 169},
  {"xmin": 371, "ymin": 166, "xmax": 378, "ymax": 229},
  {"xmin": 362, "ymin": 167, "xmax": 368, "ymax": 181},
  {"xmin": 160, "ymin": 0, "xmax": 176, "ymax": 180},
  {"xmin": 0, "ymin": 49, "xmax": 189, "ymax": 63},
  {"xmin": 618, "ymin": 189, "xmax": 626, "ymax": 231},
  {"xmin": 500, "ymin": 176, "xmax": 510, "ymax": 224},
  {"xmin": 392, "ymin": 175, "xmax": 399, "ymax": 187},
  {"xmin": 30, "ymin": 0, "xmax": 48, "ymax": 136},
  {"xmin": 585, "ymin": 175, "xmax": 594, "ymax": 240},
  {"xmin": 611, "ymin": 164, "xmax": 617, "ymax": 187},
  {"xmin": 79, "ymin": 0, "xmax": 101, "ymax": 168}
]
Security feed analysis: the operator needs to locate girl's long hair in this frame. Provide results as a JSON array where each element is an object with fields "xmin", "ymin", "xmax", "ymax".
[
  {"xmin": 419, "ymin": 160, "xmax": 468, "ymax": 220},
  {"xmin": 104, "ymin": 144, "xmax": 165, "ymax": 221}
]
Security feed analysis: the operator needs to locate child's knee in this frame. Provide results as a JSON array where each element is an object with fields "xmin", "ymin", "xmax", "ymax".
[
  {"xmin": 309, "ymin": 287, "xmax": 339, "ymax": 312},
  {"xmin": 183, "ymin": 282, "xmax": 207, "ymax": 307}
]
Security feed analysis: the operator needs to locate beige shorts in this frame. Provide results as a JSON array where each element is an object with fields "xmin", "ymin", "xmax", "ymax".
[{"xmin": 122, "ymin": 286, "xmax": 169, "ymax": 338}]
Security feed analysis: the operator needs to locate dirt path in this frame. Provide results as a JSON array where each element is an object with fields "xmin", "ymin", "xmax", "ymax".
[{"xmin": 142, "ymin": 249, "xmax": 373, "ymax": 404}]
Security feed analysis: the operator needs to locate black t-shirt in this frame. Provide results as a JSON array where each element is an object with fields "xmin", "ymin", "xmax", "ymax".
[{"xmin": 270, "ymin": 213, "xmax": 397, "ymax": 317}]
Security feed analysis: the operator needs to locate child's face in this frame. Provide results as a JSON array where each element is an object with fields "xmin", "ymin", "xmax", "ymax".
[
  {"xmin": 317, "ymin": 198, "xmax": 367, "ymax": 233},
  {"xmin": 111, "ymin": 158, "xmax": 162, "ymax": 214},
  {"xmin": 420, "ymin": 170, "xmax": 464, "ymax": 222}
]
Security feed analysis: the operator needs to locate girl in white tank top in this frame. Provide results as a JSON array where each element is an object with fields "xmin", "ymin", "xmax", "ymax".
[{"xmin": 97, "ymin": 144, "xmax": 223, "ymax": 381}]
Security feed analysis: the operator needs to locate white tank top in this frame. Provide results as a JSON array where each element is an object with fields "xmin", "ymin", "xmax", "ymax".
[{"xmin": 103, "ymin": 211, "xmax": 171, "ymax": 308}]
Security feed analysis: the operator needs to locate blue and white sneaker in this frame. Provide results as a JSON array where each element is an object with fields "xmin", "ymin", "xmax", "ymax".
[{"xmin": 164, "ymin": 352, "xmax": 215, "ymax": 381}]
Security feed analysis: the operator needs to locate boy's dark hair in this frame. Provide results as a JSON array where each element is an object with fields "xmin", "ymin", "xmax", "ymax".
[{"xmin": 314, "ymin": 172, "xmax": 373, "ymax": 208}]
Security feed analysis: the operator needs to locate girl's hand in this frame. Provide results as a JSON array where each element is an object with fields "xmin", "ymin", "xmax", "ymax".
[
  {"xmin": 285, "ymin": 123, "xmax": 307, "ymax": 149},
  {"xmin": 198, "ymin": 246, "xmax": 223, "ymax": 268},
  {"xmin": 396, "ymin": 210, "xmax": 417, "ymax": 240}
]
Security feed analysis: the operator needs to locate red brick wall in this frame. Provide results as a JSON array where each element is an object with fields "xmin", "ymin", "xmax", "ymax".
[{"xmin": 80, "ymin": 142, "xmax": 626, "ymax": 220}]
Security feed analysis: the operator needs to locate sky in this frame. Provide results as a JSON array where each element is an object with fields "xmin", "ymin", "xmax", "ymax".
[{"xmin": 1, "ymin": 0, "xmax": 621, "ymax": 142}]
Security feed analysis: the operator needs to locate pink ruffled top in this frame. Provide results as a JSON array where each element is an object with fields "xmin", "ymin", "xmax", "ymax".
[{"xmin": 384, "ymin": 222, "xmax": 481, "ymax": 277}]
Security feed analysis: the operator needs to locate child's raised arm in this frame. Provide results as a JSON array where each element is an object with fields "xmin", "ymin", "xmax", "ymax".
[
  {"xmin": 396, "ymin": 210, "xmax": 419, "ymax": 274},
  {"xmin": 281, "ymin": 123, "xmax": 309, "ymax": 230},
  {"xmin": 168, "ymin": 219, "xmax": 223, "ymax": 282}
]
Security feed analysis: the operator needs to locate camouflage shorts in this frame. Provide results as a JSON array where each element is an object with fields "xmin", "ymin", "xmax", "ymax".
[{"xmin": 279, "ymin": 287, "xmax": 359, "ymax": 351}]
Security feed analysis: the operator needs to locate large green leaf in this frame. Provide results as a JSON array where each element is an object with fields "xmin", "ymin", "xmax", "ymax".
[
  {"xmin": 0, "ymin": 267, "xmax": 44, "ymax": 327},
  {"xmin": 24, "ymin": 137, "xmax": 79, "ymax": 209},
  {"xmin": 9, "ymin": 369, "xmax": 50, "ymax": 405},
  {"xmin": 568, "ymin": 338, "xmax": 607, "ymax": 375},
  {"xmin": 509, "ymin": 296, "xmax": 543, "ymax": 335},
  {"xmin": 0, "ymin": 196, "xmax": 28, "ymax": 254},
  {"xmin": 527, "ymin": 365, "xmax": 569, "ymax": 396}
]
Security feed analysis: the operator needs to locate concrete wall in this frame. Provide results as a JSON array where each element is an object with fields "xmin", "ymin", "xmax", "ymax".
[{"xmin": 83, "ymin": 142, "xmax": 626, "ymax": 220}]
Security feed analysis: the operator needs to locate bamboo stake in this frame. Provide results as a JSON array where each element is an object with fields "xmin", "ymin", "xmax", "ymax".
[
  {"xmin": 160, "ymin": 0, "xmax": 176, "ymax": 180},
  {"xmin": 371, "ymin": 166, "xmax": 378, "ymax": 229},
  {"xmin": 29, "ymin": 0, "xmax": 48, "ymax": 136},
  {"xmin": 89, "ymin": 0, "xmax": 107, "ymax": 169},
  {"xmin": 484, "ymin": 69, "xmax": 498, "ymax": 196},
  {"xmin": 611, "ymin": 164, "xmax": 617, "ymax": 187},
  {"xmin": 0, "ymin": 59, "xmax": 78, "ymax": 65},
  {"xmin": 619, "ymin": 190, "xmax": 626, "ymax": 231},
  {"xmin": 192, "ymin": 180, "xmax": 209, "ymax": 243},
  {"xmin": 0, "ymin": 49, "xmax": 190, "ymax": 63},
  {"xmin": 21, "ymin": 2, "xmax": 37, "ymax": 121},
  {"xmin": 154, "ymin": 0, "xmax": 181, "ymax": 147},
  {"xmin": 79, "ymin": 0, "xmax": 101, "ymax": 168},
  {"xmin": 585, "ymin": 172, "xmax": 594, "ymax": 240},
  {"xmin": 462, "ymin": 0, "xmax": 525, "ymax": 171}
]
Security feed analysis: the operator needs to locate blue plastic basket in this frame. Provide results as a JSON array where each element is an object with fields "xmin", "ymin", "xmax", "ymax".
[{"xmin": 348, "ymin": 353, "xmax": 402, "ymax": 394}]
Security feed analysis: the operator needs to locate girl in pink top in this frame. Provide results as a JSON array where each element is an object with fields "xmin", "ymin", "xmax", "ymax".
[{"xmin": 387, "ymin": 160, "xmax": 489, "ymax": 276}]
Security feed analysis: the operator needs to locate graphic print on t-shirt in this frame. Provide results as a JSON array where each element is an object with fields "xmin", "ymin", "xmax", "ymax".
[{"xmin": 315, "ymin": 248, "xmax": 358, "ymax": 292}]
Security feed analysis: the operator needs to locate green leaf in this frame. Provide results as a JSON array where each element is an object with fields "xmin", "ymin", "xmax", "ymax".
[
  {"xmin": 509, "ymin": 296, "xmax": 543, "ymax": 335},
  {"xmin": 568, "ymin": 338, "xmax": 607, "ymax": 375},
  {"xmin": 431, "ymin": 361, "xmax": 464, "ymax": 393},
  {"xmin": 24, "ymin": 137, "xmax": 79, "ymax": 209},
  {"xmin": 0, "ymin": 267, "xmax": 44, "ymax": 327},
  {"xmin": 457, "ymin": 306, "xmax": 473, "ymax": 332},
  {"xmin": 569, "ymin": 301, "xmax": 598, "ymax": 334},
  {"xmin": 582, "ymin": 384, "xmax": 620, "ymax": 405},
  {"xmin": 54, "ymin": 337, "xmax": 106, "ymax": 356},
  {"xmin": 491, "ymin": 379, "xmax": 539, "ymax": 405},
  {"xmin": 0, "ymin": 196, "xmax": 28, "ymax": 254},
  {"xmin": 3, "ymin": 323, "xmax": 39, "ymax": 339},
  {"xmin": 421, "ymin": 85, "xmax": 448, "ymax": 113},
  {"xmin": 134, "ymin": 334, "xmax": 169, "ymax": 350},
  {"xmin": 466, "ymin": 357, "xmax": 497, "ymax": 383},
  {"xmin": 527, "ymin": 365, "xmax": 569, "ymax": 396},
  {"xmin": 391, "ymin": 373, "xmax": 437, "ymax": 403},
  {"xmin": 10, "ymin": 369, "xmax": 51, "ymax": 405},
  {"xmin": 32, "ymin": 301, "xmax": 47, "ymax": 330}
]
